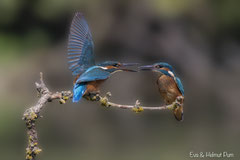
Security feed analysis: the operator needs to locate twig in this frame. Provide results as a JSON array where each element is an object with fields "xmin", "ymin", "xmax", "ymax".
[
  {"xmin": 23, "ymin": 72, "xmax": 182, "ymax": 160},
  {"xmin": 90, "ymin": 92, "xmax": 182, "ymax": 113},
  {"xmin": 22, "ymin": 73, "xmax": 72, "ymax": 160}
]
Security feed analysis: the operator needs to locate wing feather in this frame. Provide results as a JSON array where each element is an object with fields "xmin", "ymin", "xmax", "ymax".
[
  {"xmin": 76, "ymin": 66, "xmax": 110, "ymax": 83},
  {"xmin": 175, "ymin": 77, "xmax": 184, "ymax": 96},
  {"xmin": 158, "ymin": 69, "xmax": 184, "ymax": 96},
  {"xmin": 67, "ymin": 12, "xmax": 95, "ymax": 76}
]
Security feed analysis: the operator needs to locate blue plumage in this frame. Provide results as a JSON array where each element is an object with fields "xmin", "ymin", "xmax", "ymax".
[
  {"xmin": 139, "ymin": 62, "xmax": 184, "ymax": 97},
  {"xmin": 175, "ymin": 77, "xmax": 184, "ymax": 96},
  {"xmin": 72, "ymin": 83, "xmax": 87, "ymax": 102},
  {"xmin": 153, "ymin": 63, "xmax": 184, "ymax": 96},
  {"xmin": 72, "ymin": 66, "xmax": 111, "ymax": 102},
  {"xmin": 68, "ymin": 12, "xmax": 95, "ymax": 76},
  {"xmin": 73, "ymin": 66, "xmax": 110, "ymax": 102},
  {"xmin": 139, "ymin": 62, "xmax": 184, "ymax": 121},
  {"xmin": 68, "ymin": 12, "xmax": 138, "ymax": 103},
  {"xmin": 72, "ymin": 65, "xmax": 127, "ymax": 102},
  {"xmin": 154, "ymin": 62, "xmax": 174, "ymax": 72},
  {"xmin": 98, "ymin": 61, "xmax": 120, "ymax": 67},
  {"xmin": 158, "ymin": 69, "xmax": 184, "ymax": 96},
  {"xmin": 76, "ymin": 66, "xmax": 111, "ymax": 83}
]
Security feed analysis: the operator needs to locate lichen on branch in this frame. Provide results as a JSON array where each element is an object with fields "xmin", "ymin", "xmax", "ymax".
[{"xmin": 22, "ymin": 73, "xmax": 72, "ymax": 160}]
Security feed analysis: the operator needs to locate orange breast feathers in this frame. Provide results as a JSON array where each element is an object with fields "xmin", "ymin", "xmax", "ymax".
[
  {"xmin": 157, "ymin": 75, "xmax": 182, "ymax": 104},
  {"xmin": 105, "ymin": 66, "xmax": 116, "ymax": 69},
  {"xmin": 85, "ymin": 80, "xmax": 105, "ymax": 94}
]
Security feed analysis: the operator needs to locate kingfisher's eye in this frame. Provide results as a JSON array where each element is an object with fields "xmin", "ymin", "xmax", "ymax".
[
  {"xmin": 156, "ymin": 65, "xmax": 160, "ymax": 68},
  {"xmin": 113, "ymin": 64, "xmax": 120, "ymax": 67}
]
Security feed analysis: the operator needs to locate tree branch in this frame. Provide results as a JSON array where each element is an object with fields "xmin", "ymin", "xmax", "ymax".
[
  {"xmin": 88, "ymin": 92, "xmax": 182, "ymax": 113},
  {"xmin": 23, "ymin": 72, "xmax": 182, "ymax": 160},
  {"xmin": 22, "ymin": 73, "xmax": 72, "ymax": 160}
]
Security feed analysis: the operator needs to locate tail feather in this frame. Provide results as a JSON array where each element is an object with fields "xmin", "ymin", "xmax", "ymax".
[{"xmin": 72, "ymin": 83, "xmax": 87, "ymax": 102}]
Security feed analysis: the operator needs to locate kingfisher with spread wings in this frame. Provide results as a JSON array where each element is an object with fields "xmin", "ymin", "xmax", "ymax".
[{"xmin": 67, "ymin": 12, "xmax": 137, "ymax": 102}]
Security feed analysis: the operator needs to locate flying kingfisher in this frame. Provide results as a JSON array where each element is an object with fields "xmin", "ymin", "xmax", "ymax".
[
  {"xmin": 139, "ymin": 62, "xmax": 184, "ymax": 121},
  {"xmin": 67, "ymin": 12, "xmax": 137, "ymax": 102}
]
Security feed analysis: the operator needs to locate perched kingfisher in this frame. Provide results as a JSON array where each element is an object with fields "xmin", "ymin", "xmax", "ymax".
[
  {"xmin": 139, "ymin": 62, "xmax": 184, "ymax": 121},
  {"xmin": 67, "ymin": 12, "xmax": 137, "ymax": 102}
]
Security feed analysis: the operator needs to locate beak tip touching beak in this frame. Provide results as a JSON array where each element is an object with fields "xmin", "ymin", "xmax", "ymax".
[
  {"xmin": 120, "ymin": 63, "xmax": 139, "ymax": 72},
  {"xmin": 138, "ymin": 65, "xmax": 154, "ymax": 71},
  {"xmin": 121, "ymin": 63, "xmax": 139, "ymax": 67}
]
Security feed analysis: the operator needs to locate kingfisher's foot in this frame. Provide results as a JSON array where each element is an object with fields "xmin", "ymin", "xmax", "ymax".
[
  {"xmin": 167, "ymin": 101, "xmax": 180, "ymax": 110},
  {"xmin": 84, "ymin": 92, "xmax": 100, "ymax": 101}
]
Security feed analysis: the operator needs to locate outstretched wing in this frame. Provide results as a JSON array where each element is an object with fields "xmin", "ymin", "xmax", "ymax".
[
  {"xmin": 175, "ymin": 77, "xmax": 184, "ymax": 96},
  {"xmin": 76, "ymin": 66, "xmax": 110, "ymax": 83},
  {"xmin": 68, "ymin": 12, "xmax": 95, "ymax": 76}
]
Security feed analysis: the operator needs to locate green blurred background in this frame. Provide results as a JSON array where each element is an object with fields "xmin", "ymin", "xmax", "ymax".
[{"xmin": 0, "ymin": 0, "xmax": 240, "ymax": 159}]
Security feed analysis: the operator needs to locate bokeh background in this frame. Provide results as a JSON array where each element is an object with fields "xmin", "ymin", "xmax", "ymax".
[{"xmin": 0, "ymin": 0, "xmax": 240, "ymax": 159}]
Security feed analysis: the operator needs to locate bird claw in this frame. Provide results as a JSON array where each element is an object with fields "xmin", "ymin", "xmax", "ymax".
[
  {"xmin": 166, "ymin": 105, "xmax": 174, "ymax": 110},
  {"xmin": 84, "ymin": 93, "xmax": 100, "ymax": 101},
  {"xmin": 167, "ymin": 101, "xmax": 181, "ymax": 110}
]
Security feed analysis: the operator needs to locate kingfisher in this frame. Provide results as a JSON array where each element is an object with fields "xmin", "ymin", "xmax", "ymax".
[
  {"xmin": 67, "ymin": 12, "xmax": 137, "ymax": 102},
  {"xmin": 139, "ymin": 62, "xmax": 184, "ymax": 121}
]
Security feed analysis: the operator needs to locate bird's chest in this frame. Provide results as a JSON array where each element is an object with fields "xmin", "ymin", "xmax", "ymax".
[
  {"xmin": 157, "ymin": 75, "xmax": 181, "ymax": 104},
  {"xmin": 86, "ymin": 80, "xmax": 105, "ymax": 93}
]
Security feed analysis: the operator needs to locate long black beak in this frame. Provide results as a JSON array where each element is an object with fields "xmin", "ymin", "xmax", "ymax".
[
  {"xmin": 121, "ymin": 63, "xmax": 139, "ymax": 66},
  {"xmin": 139, "ymin": 65, "xmax": 154, "ymax": 71},
  {"xmin": 119, "ymin": 68, "xmax": 137, "ymax": 72},
  {"xmin": 120, "ymin": 62, "xmax": 139, "ymax": 72},
  {"xmin": 120, "ymin": 68, "xmax": 137, "ymax": 72}
]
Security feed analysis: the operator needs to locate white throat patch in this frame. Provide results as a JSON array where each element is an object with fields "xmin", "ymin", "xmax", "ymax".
[
  {"xmin": 168, "ymin": 71, "xmax": 175, "ymax": 79},
  {"xmin": 100, "ymin": 66, "xmax": 108, "ymax": 70}
]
